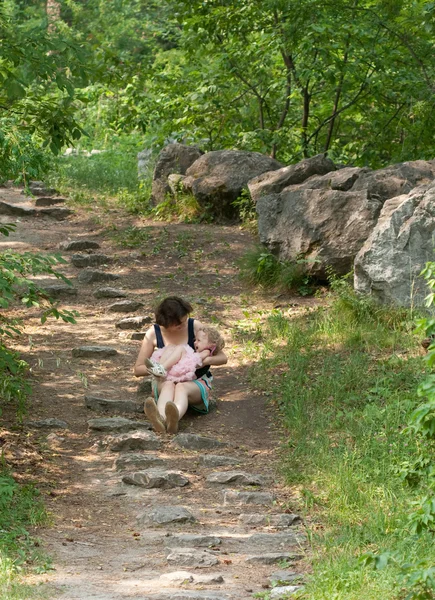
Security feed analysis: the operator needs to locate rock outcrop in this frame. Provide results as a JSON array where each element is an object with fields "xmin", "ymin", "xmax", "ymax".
[{"xmin": 151, "ymin": 143, "xmax": 203, "ymax": 205}]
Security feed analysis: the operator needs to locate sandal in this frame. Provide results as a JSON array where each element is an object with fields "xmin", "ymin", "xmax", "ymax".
[
  {"xmin": 145, "ymin": 357, "xmax": 167, "ymax": 378},
  {"xmin": 144, "ymin": 397, "xmax": 166, "ymax": 433},
  {"xmin": 165, "ymin": 401, "xmax": 179, "ymax": 435}
]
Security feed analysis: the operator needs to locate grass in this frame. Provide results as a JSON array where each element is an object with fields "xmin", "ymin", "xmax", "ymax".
[
  {"xmin": 0, "ymin": 471, "xmax": 49, "ymax": 599},
  {"xmin": 241, "ymin": 280, "xmax": 433, "ymax": 599}
]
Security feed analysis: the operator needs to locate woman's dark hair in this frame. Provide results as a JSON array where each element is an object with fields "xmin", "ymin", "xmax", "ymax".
[{"xmin": 155, "ymin": 296, "xmax": 192, "ymax": 328}]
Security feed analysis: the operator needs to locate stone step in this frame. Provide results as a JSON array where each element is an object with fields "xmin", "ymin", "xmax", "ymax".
[
  {"xmin": 88, "ymin": 417, "xmax": 151, "ymax": 433},
  {"xmin": 173, "ymin": 433, "xmax": 228, "ymax": 451},
  {"xmin": 108, "ymin": 299, "xmax": 144, "ymax": 313},
  {"xmin": 137, "ymin": 505, "xmax": 196, "ymax": 526},
  {"xmin": 71, "ymin": 253, "xmax": 112, "ymax": 268},
  {"xmin": 41, "ymin": 283, "xmax": 78, "ymax": 298},
  {"xmin": 34, "ymin": 196, "xmax": 66, "ymax": 206},
  {"xmin": 206, "ymin": 471, "xmax": 265, "ymax": 486},
  {"xmin": 85, "ymin": 395, "xmax": 143, "ymax": 414},
  {"xmin": 238, "ymin": 513, "xmax": 301, "ymax": 528},
  {"xmin": 115, "ymin": 315, "xmax": 152, "ymax": 329},
  {"xmin": 93, "ymin": 286, "xmax": 127, "ymax": 298},
  {"xmin": 60, "ymin": 240, "xmax": 101, "ymax": 251},
  {"xmin": 166, "ymin": 548, "xmax": 220, "ymax": 568},
  {"xmin": 122, "ymin": 469, "xmax": 190, "ymax": 489},
  {"xmin": 223, "ymin": 491, "xmax": 275, "ymax": 506},
  {"xmin": 0, "ymin": 200, "xmax": 73, "ymax": 220},
  {"xmin": 106, "ymin": 430, "xmax": 163, "ymax": 452},
  {"xmin": 164, "ymin": 535, "xmax": 221, "ymax": 549},
  {"xmin": 72, "ymin": 345, "xmax": 118, "ymax": 358},
  {"xmin": 114, "ymin": 453, "xmax": 165, "ymax": 471},
  {"xmin": 199, "ymin": 455, "xmax": 241, "ymax": 468},
  {"xmin": 78, "ymin": 269, "xmax": 120, "ymax": 283}
]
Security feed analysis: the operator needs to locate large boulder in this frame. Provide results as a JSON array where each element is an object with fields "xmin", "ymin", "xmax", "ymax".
[
  {"xmin": 183, "ymin": 150, "xmax": 283, "ymax": 218},
  {"xmin": 151, "ymin": 143, "xmax": 203, "ymax": 205},
  {"xmin": 256, "ymin": 158, "xmax": 435, "ymax": 278},
  {"xmin": 354, "ymin": 182, "xmax": 435, "ymax": 306}
]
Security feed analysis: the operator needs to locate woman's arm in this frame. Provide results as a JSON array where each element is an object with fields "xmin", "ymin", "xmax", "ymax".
[
  {"xmin": 133, "ymin": 327, "xmax": 156, "ymax": 377},
  {"xmin": 202, "ymin": 349, "xmax": 228, "ymax": 367}
]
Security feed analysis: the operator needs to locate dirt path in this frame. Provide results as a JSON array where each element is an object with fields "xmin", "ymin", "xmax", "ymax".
[{"xmin": 1, "ymin": 187, "xmax": 307, "ymax": 600}]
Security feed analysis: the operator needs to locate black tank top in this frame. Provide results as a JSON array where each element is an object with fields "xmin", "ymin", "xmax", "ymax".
[{"xmin": 154, "ymin": 318, "xmax": 211, "ymax": 378}]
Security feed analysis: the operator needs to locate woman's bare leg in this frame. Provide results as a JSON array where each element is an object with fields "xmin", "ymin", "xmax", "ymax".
[
  {"xmin": 173, "ymin": 381, "xmax": 202, "ymax": 419},
  {"xmin": 156, "ymin": 380, "xmax": 176, "ymax": 418}
]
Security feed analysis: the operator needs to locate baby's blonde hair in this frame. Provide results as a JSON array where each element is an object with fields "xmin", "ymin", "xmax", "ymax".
[{"xmin": 201, "ymin": 326, "xmax": 225, "ymax": 354}]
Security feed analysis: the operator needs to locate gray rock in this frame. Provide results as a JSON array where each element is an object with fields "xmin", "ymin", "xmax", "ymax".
[
  {"xmin": 245, "ymin": 553, "xmax": 302, "ymax": 565},
  {"xmin": 88, "ymin": 417, "xmax": 151, "ymax": 433},
  {"xmin": 270, "ymin": 585, "xmax": 304, "ymax": 599},
  {"xmin": 138, "ymin": 505, "xmax": 196, "ymax": 525},
  {"xmin": 85, "ymin": 395, "xmax": 143, "ymax": 414},
  {"xmin": 114, "ymin": 453, "xmax": 165, "ymax": 471},
  {"xmin": 199, "ymin": 455, "xmax": 241, "ymax": 467},
  {"xmin": 122, "ymin": 469, "xmax": 190, "ymax": 488},
  {"xmin": 41, "ymin": 283, "xmax": 78, "ymax": 298},
  {"xmin": 107, "ymin": 300, "xmax": 144, "ymax": 313},
  {"xmin": 72, "ymin": 345, "xmax": 118, "ymax": 358},
  {"xmin": 173, "ymin": 433, "xmax": 228, "ymax": 450},
  {"xmin": 248, "ymin": 532, "xmax": 302, "ymax": 548},
  {"xmin": 109, "ymin": 430, "xmax": 162, "ymax": 452},
  {"xmin": 354, "ymin": 181, "xmax": 435, "ymax": 306},
  {"xmin": 223, "ymin": 491, "xmax": 275, "ymax": 506},
  {"xmin": 26, "ymin": 418, "xmax": 68, "ymax": 429},
  {"xmin": 269, "ymin": 571, "xmax": 302, "ymax": 584},
  {"xmin": 115, "ymin": 316, "xmax": 152, "ymax": 330},
  {"xmin": 0, "ymin": 201, "xmax": 72, "ymax": 220},
  {"xmin": 248, "ymin": 154, "xmax": 336, "ymax": 202},
  {"xmin": 166, "ymin": 548, "xmax": 219, "ymax": 568},
  {"xmin": 93, "ymin": 287, "xmax": 127, "ymax": 298},
  {"xmin": 38, "ymin": 207, "xmax": 73, "ymax": 220},
  {"xmin": 151, "ymin": 592, "xmax": 228, "ymax": 600},
  {"xmin": 151, "ymin": 143, "xmax": 203, "ymax": 205},
  {"xmin": 60, "ymin": 240, "xmax": 101, "ymax": 251},
  {"xmin": 29, "ymin": 183, "xmax": 57, "ymax": 196},
  {"xmin": 34, "ymin": 196, "xmax": 66, "ymax": 207},
  {"xmin": 71, "ymin": 253, "xmax": 111, "ymax": 268},
  {"xmin": 206, "ymin": 471, "xmax": 265, "ymax": 486},
  {"xmin": 137, "ymin": 378, "xmax": 153, "ymax": 394},
  {"xmin": 165, "ymin": 535, "xmax": 221, "ymax": 548},
  {"xmin": 159, "ymin": 571, "xmax": 224, "ymax": 585},
  {"xmin": 184, "ymin": 150, "xmax": 283, "ymax": 217},
  {"xmin": 239, "ymin": 513, "xmax": 301, "ymax": 528},
  {"xmin": 78, "ymin": 269, "xmax": 119, "ymax": 284},
  {"xmin": 131, "ymin": 332, "xmax": 146, "ymax": 340}
]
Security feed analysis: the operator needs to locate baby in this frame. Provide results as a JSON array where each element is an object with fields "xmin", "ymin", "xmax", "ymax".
[{"xmin": 145, "ymin": 326, "xmax": 225, "ymax": 383}]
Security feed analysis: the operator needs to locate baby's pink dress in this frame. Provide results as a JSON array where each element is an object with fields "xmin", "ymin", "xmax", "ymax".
[{"xmin": 151, "ymin": 344, "xmax": 202, "ymax": 383}]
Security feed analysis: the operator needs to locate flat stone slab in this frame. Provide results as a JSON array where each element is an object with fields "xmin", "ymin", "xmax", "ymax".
[
  {"xmin": 34, "ymin": 197, "xmax": 66, "ymax": 206},
  {"xmin": 60, "ymin": 240, "xmax": 101, "ymax": 251},
  {"xmin": 28, "ymin": 184, "xmax": 57, "ymax": 196},
  {"xmin": 173, "ymin": 434, "xmax": 228, "ymax": 450},
  {"xmin": 88, "ymin": 417, "xmax": 151, "ymax": 433},
  {"xmin": 199, "ymin": 455, "xmax": 241, "ymax": 468},
  {"xmin": 245, "ymin": 553, "xmax": 303, "ymax": 565},
  {"xmin": 151, "ymin": 592, "xmax": 228, "ymax": 600},
  {"xmin": 108, "ymin": 430, "xmax": 162, "ymax": 452},
  {"xmin": 108, "ymin": 300, "xmax": 144, "ymax": 313},
  {"xmin": 131, "ymin": 331, "xmax": 146, "ymax": 340},
  {"xmin": 206, "ymin": 471, "xmax": 265, "ymax": 486},
  {"xmin": 39, "ymin": 207, "xmax": 73, "ymax": 220},
  {"xmin": 122, "ymin": 469, "xmax": 189, "ymax": 489},
  {"xmin": 72, "ymin": 345, "xmax": 118, "ymax": 358},
  {"xmin": 269, "ymin": 571, "xmax": 302, "ymax": 584},
  {"xmin": 71, "ymin": 253, "xmax": 111, "ymax": 268},
  {"xmin": 223, "ymin": 491, "xmax": 275, "ymax": 506},
  {"xmin": 166, "ymin": 548, "xmax": 219, "ymax": 568},
  {"xmin": 159, "ymin": 571, "xmax": 224, "ymax": 584},
  {"xmin": 239, "ymin": 514, "xmax": 301, "ymax": 528},
  {"xmin": 115, "ymin": 315, "xmax": 152, "ymax": 329},
  {"xmin": 85, "ymin": 395, "xmax": 143, "ymax": 414},
  {"xmin": 114, "ymin": 453, "xmax": 165, "ymax": 471},
  {"xmin": 247, "ymin": 532, "xmax": 302, "ymax": 548},
  {"xmin": 270, "ymin": 585, "xmax": 304, "ymax": 598},
  {"xmin": 138, "ymin": 505, "xmax": 196, "ymax": 525},
  {"xmin": 78, "ymin": 269, "xmax": 120, "ymax": 284},
  {"xmin": 26, "ymin": 418, "xmax": 68, "ymax": 429},
  {"xmin": 93, "ymin": 287, "xmax": 127, "ymax": 298},
  {"xmin": 0, "ymin": 201, "xmax": 72, "ymax": 220},
  {"xmin": 41, "ymin": 283, "xmax": 78, "ymax": 297},
  {"xmin": 165, "ymin": 535, "xmax": 221, "ymax": 548}
]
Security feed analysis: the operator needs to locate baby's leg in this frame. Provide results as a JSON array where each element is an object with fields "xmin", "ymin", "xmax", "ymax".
[{"xmin": 158, "ymin": 345, "xmax": 186, "ymax": 371}]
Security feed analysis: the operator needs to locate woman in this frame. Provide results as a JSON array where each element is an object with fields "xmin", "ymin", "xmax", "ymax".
[{"xmin": 134, "ymin": 296, "xmax": 228, "ymax": 434}]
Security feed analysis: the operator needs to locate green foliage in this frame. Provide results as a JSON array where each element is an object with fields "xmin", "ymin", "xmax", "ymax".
[{"xmin": 238, "ymin": 246, "xmax": 316, "ymax": 295}]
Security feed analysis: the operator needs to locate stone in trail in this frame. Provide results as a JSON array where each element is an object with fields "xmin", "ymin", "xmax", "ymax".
[
  {"xmin": 270, "ymin": 585, "xmax": 304, "ymax": 598},
  {"xmin": 199, "ymin": 455, "xmax": 241, "ymax": 467},
  {"xmin": 150, "ymin": 592, "xmax": 229, "ymax": 600},
  {"xmin": 60, "ymin": 240, "xmax": 100, "ymax": 251},
  {"xmin": 28, "ymin": 182, "xmax": 57, "ymax": 196},
  {"xmin": 108, "ymin": 299, "xmax": 145, "ymax": 313},
  {"xmin": 26, "ymin": 418, "xmax": 68, "ymax": 429},
  {"xmin": 122, "ymin": 469, "xmax": 190, "ymax": 489},
  {"xmin": 223, "ymin": 491, "xmax": 275, "ymax": 506},
  {"xmin": 88, "ymin": 417, "xmax": 151, "ymax": 433},
  {"xmin": 269, "ymin": 570, "xmax": 303, "ymax": 584},
  {"xmin": 247, "ymin": 532, "xmax": 303, "ymax": 549},
  {"xmin": 41, "ymin": 283, "xmax": 78, "ymax": 298},
  {"xmin": 245, "ymin": 553, "xmax": 303, "ymax": 565},
  {"xmin": 131, "ymin": 331, "xmax": 146, "ymax": 340},
  {"xmin": 166, "ymin": 548, "xmax": 220, "ymax": 568},
  {"xmin": 78, "ymin": 269, "xmax": 119, "ymax": 283},
  {"xmin": 164, "ymin": 534, "xmax": 221, "ymax": 548},
  {"xmin": 239, "ymin": 513, "xmax": 301, "ymax": 528},
  {"xmin": 93, "ymin": 286, "xmax": 127, "ymax": 298},
  {"xmin": 115, "ymin": 315, "xmax": 152, "ymax": 329},
  {"xmin": 114, "ymin": 453, "xmax": 165, "ymax": 471},
  {"xmin": 159, "ymin": 571, "xmax": 224, "ymax": 584},
  {"xmin": 206, "ymin": 471, "xmax": 265, "ymax": 486},
  {"xmin": 137, "ymin": 505, "xmax": 196, "ymax": 525},
  {"xmin": 173, "ymin": 433, "xmax": 228, "ymax": 450},
  {"xmin": 0, "ymin": 201, "xmax": 73, "ymax": 220},
  {"xmin": 71, "ymin": 253, "xmax": 112, "ymax": 268},
  {"xmin": 108, "ymin": 430, "xmax": 162, "ymax": 452},
  {"xmin": 34, "ymin": 197, "xmax": 66, "ymax": 207},
  {"xmin": 85, "ymin": 395, "xmax": 143, "ymax": 414},
  {"xmin": 72, "ymin": 345, "xmax": 118, "ymax": 358}
]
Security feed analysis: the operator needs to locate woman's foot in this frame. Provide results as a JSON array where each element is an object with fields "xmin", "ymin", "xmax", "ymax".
[
  {"xmin": 165, "ymin": 401, "xmax": 179, "ymax": 435},
  {"xmin": 144, "ymin": 397, "xmax": 166, "ymax": 433},
  {"xmin": 145, "ymin": 357, "xmax": 167, "ymax": 378}
]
